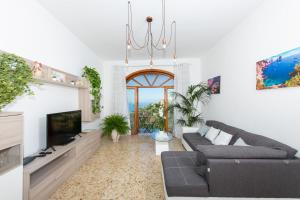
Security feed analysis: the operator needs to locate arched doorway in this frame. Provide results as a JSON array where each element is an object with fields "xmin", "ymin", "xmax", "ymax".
[{"xmin": 126, "ymin": 69, "xmax": 174, "ymax": 135}]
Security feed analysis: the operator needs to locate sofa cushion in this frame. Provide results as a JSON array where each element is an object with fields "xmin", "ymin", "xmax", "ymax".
[
  {"xmin": 161, "ymin": 151, "xmax": 209, "ymax": 197},
  {"xmin": 234, "ymin": 138, "xmax": 249, "ymax": 146},
  {"xmin": 183, "ymin": 133, "xmax": 213, "ymax": 151},
  {"xmin": 198, "ymin": 124, "xmax": 210, "ymax": 136},
  {"xmin": 205, "ymin": 127, "xmax": 220, "ymax": 142},
  {"xmin": 196, "ymin": 145, "xmax": 288, "ymax": 159},
  {"xmin": 213, "ymin": 131, "xmax": 233, "ymax": 145},
  {"xmin": 237, "ymin": 131, "xmax": 298, "ymax": 158},
  {"xmin": 206, "ymin": 120, "xmax": 298, "ymax": 158},
  {"xmin": 206, "ymin": 120, "xmax": 241, "ymax": 145}
]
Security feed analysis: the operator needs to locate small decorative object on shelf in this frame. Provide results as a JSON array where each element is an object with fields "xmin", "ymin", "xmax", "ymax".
[
  {"xmin": 31, "ymin": 62, "xmax": 43, "ymax": 78},
  {"xmin": 51, "ymin": 70, "xmax": 66, "ymax": 83}
]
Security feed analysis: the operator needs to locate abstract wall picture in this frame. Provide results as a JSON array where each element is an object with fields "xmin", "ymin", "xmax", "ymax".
[
  {"xmin": 208, "ymin": 76, "xmax": 221, "ymax": 94},
  {"xmin": 256, "ymin": 47, "xmax": 300, "ymax": 90}
]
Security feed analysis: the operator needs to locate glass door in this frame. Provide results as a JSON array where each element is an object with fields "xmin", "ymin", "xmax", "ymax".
[
  {"xmin": 138, "ymin": 88, "xmax": 164, "ymax": 134},
  {"xmin": 127, "ymin": 88, "xmax": 136, "ymax": 135}
]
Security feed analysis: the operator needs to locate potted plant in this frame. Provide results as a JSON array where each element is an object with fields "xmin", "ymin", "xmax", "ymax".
[
  {"xmin": 101, "ymin": 114, "xmax": 130, "ymax": 142},
  {"xmin": 168, "ymin": 83, "xmax": 211, "ymax": 133}
]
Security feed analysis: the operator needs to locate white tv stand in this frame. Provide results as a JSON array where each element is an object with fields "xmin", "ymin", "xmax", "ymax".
[{"xmin": 23, "ymin": 131, "xmax": 101, "ymax": 200}]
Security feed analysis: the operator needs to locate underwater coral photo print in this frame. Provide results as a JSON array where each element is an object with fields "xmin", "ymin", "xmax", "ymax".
[{"xmin": 256, "ymin": 47, "xmax": 300, "ymax": 90}]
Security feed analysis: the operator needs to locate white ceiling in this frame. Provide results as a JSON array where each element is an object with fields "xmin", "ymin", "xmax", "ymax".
[{"xmin": 38, "ymin": 0, "xmax": 263, "ymax": 60}]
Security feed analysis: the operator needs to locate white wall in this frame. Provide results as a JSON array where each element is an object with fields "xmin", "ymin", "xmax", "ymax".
[
  {"xmin": 202, "ymin": 0, "xmax": 300, "ymax": 154},
  {"xmin": 0, "ymin": 0, "xmax": 102, "ymax": 157},
  {"xmin": 101, "ymin": 58, "xmax": 202, "ymax": 116}
]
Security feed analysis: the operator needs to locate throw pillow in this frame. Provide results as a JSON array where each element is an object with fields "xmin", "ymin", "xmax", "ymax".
[
  {"xmin": 205, "ymin": 127, "xmax": 220, "ymax": 142},
  {"xmin": 213, "ymin": 131, "xmax": 233, "ymax": 145},
  {"xmin": 198, "ymin": 124, "xmax": 210, "ymax": 136},
  {"xmin": 234, "ymin": 138, "xmax": 249, "ymax": 146}
]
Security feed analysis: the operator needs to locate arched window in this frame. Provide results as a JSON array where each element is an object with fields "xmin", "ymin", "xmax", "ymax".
[
  {"xmin": 126, "ymin": 69, "xmax": 174, "ymax": 87},
  {"xmin": 126, "ymin": 69, "xmax": 174, "ymax": 135}
]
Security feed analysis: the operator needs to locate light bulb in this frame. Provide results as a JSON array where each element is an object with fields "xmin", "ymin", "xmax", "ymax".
[
  {"xmin": 162, "ymin": 40, "xmax": 166, "ymax": 49},
  {"xmin": 127, "ymin": 44, "xmax": 131, "ymax": 50},
  {"xmin": 150, "ymin": 60, "xmax": 153, "ymax": 68}
]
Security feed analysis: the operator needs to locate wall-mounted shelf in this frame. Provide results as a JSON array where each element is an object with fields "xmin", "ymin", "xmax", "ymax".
[
  {"xmin": 28, "ymin": 60, "xmax": 89, "ymax": 89},
  {"xmin": 0, "ymin": 50, "xmax": 100, "ymax": 122}
]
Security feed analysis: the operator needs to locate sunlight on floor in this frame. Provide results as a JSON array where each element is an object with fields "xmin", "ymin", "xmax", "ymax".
[{"xmin": 155, "ymin": 141, "xmax": 169, "ymax": 155}]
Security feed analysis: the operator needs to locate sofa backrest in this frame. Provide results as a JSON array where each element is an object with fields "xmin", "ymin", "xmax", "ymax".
[{"xmin": 206, "ymin": 120, "xmax": 298, "ymax": 158}]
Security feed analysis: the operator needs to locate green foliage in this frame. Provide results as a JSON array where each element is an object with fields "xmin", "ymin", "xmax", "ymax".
[
  {"xmin": 82, "ymin": 66, "xmax": 102, "ymax": 114},
  {"xmin": 168, "ymin": 83, "xmax": 211, "ymax": 127},
  {"xmin": 101, "ymin": 114, "xmax": 130, "ymax": 136},
  {"xmin": 139, "ymin": 101, "xmax": 165, "ymax": 132},
  {"xmin": 0, "ymin": 53, "xmax": 35, "ymax": 110}
]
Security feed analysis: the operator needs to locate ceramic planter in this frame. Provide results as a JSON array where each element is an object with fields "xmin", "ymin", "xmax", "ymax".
[
  {"xmin": 111, "ymin": 129, "xmax": 119, "ymax": 143},
  {"xmin": 182, "ymin": 126, "xmax": 199, "ymax": 134}
]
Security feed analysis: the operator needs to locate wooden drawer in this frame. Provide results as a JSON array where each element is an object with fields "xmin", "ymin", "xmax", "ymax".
[
  {"xmin": 29, "ymin": 149, "xmax": 76, "ymax": 200},
  {"xmin": 76, "ymin": 141, "xmax": 99, "ymax": 168},
  {"xmin": 76, "ymin": 132, "xmax": 100, "ymax": 154},
  {"xmin": 0, "ymin": 114, "xmax": 23, "ymax": 150}
]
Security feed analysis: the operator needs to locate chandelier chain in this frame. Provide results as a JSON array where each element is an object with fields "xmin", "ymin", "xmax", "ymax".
[{"xmin": 125, "ymin": 0, "xmax": 177, "ymax": 66}]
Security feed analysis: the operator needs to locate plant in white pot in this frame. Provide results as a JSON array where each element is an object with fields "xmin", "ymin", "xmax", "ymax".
[
  {"xmin": 101, "ymin": 114, "xmax": 130, "ymax": 142},
  {"xmin": 168, "ymin": 83, "xmax": 211, "ymax": 134}
]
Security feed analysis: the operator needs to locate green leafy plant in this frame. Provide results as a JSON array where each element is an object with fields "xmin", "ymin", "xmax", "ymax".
[
  {"xmin": 139, "ymin": 101, "xmax": 165, "ymax": 132},
  {"xmin": 168, "ymin": 83, "xmax": 211, "ymax": 127},
  {"xmin": 101, "ymin": 114, "xmax": 130, "ymax": 137},
  {"xmin": 0, "ymin": 53, "xmax": 35, "ymax": 111},
  {"xmin": 82, "ymin": 66, "xmax": 102, "ymax": 114}
]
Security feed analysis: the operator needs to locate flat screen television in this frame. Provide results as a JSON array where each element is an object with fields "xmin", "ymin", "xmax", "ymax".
[{"xmin": 47, "ymin": 110, "xmax": 81, "ymax": 148}]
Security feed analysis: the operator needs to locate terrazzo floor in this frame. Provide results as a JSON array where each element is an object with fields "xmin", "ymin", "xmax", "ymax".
[{"xmin": 49, "ymin": 134, "xmax": 184, "ymax": 200}]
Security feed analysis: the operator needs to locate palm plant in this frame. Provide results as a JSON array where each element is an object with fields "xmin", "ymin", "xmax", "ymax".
[{"xmin": 168, "ymin": 83, "xmax": 211, "ymax": 127}]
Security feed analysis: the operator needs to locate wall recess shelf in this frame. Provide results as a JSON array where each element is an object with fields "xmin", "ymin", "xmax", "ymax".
[
  {"xmin": 0, "ymin": 50, "xmax": 88, "ymax": 89},
  {"xmin": 0, "ymin": 50, "xmax": 100, "ymax": 122}
]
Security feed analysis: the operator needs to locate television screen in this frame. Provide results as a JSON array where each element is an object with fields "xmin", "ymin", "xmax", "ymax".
[{"xmin": 47, "ymin": 110, "xmax": 81, "ymax": 148}]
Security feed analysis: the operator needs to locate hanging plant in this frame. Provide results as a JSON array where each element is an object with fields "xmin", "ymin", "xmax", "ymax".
[
  {"xmin": 0, "ymin": 53, "xmax": 36, "ymax": 111},
  {"xmin": 82, "ymin": 66, "xmax": 102, "ymax": 114}
]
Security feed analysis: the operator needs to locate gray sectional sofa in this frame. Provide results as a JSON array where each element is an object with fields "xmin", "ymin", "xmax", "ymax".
[{"xmin": 161, "ymin": 120, "xmax": 300, "ymax": 199}]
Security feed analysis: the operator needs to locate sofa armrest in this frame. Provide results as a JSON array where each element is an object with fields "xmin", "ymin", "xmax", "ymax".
[{"xmin": 206, "ymin": 158, "xmax": 300, "ymax": 198}]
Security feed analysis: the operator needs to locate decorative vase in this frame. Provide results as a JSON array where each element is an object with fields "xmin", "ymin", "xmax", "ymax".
[
  {"xmin": 182, "ymin": 126, "xmax": 199, "ymax": 134},
  {"xmin": 111, "ymin": 129, "xmax": 119, "ymax": 143},
  {"xmin": 156, "ymin": 131, "xmax": 169, "ymax": 141}
]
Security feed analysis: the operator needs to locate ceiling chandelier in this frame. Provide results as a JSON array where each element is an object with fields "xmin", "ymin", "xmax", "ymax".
[{"xmin": 125, "ymin": 0, "xmax": 177, "ymax": 67}]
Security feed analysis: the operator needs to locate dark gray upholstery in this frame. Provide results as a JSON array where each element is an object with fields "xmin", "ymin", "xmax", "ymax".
[
  {"xmin": 206, "ymin": 158, "xmax": 300, "ymax": 198},
  {"xmin": 196, "ymin": 145, "xmax": 288, "ymax": 159},
  {"xmin": 182, "ymin": 133, "xmax": 212, "ymax": 150},
  {"xmin": 206, "ymin": 120, "xmax": 298, "ymax": 158},
  {"xmin": 161, "ymin": 151, "xmax": 209, "ymax": 197},
  {"xmin": 165, "ymin": 120, "xmax": 300, "ymax": 198}
]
